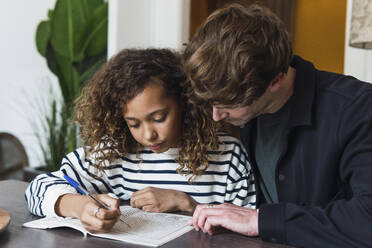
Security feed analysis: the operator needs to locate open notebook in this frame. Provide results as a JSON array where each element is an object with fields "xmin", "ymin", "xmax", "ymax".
[{"xmin": 23, "ymin": 206, "xmax": 194, "ymax": 247}]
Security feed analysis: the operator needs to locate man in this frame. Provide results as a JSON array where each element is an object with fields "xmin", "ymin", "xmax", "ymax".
[{"xmin": 184, "ymin": 4, "xmax": 372, "ymax": 247}]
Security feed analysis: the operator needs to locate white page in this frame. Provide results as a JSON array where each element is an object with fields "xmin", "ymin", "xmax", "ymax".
[
  {"xmin": 95, "ymin": 206, "xmax": 193, "ymax": 246},
  {"xmin": 23, "ymin": 206, "xmax": 193, "ymax": 247}
]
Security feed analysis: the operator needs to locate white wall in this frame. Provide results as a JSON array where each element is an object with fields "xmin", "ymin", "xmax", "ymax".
[
  {"xmin": 344, "ymin": 0, "xmax": 372, "ymax": 82},
  {"xmin": 108, "ymin": 0, "xmax": 190, "ymax": 57},
  {"xmin": 0, "ymin": 0, "xmax": 58, "ymax": 167},
  {"xmin": 0, "ymin": 0, "xmax": 191, "ymax": 168}
]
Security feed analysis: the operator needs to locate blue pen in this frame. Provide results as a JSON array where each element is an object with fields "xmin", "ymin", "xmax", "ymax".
[{"xmin": 63, "ymin": 174, "xmax": 131, "ymax": 229}]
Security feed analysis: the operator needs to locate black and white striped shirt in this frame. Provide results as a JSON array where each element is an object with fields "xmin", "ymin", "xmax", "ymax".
[{"xmin": 25, "ymin": 134, "xmax": 256, "ymax": 217}]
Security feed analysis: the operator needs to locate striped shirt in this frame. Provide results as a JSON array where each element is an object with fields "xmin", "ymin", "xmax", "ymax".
[{"xmin": 25, "ymin": 134, "xmax": 256, "ymax": 217}]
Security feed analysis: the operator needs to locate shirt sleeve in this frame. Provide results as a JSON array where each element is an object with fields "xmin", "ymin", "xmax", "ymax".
[
  {"xmin": 224, "ymin": 138, "xmax": 256, "ymax": 208},
  {"xmin": 25, "ymin": 147, "xmax": 112, "ymax": 217}
]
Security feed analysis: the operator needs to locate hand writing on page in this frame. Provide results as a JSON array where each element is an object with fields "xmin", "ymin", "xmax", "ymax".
[
  {"xmin": 130, "ymin": 186, "xmax": 197, "ymax": 213},
  {"xmin": 55, "ymin": 193, "xmax": 121, "ymax": 233},
  {"xmin": 78, "ymin": 194, "xmax": 121, "ymax": 233},
  {"xmin": 189, "ymin": 203, "xmax": 259, "ymax": 236}
]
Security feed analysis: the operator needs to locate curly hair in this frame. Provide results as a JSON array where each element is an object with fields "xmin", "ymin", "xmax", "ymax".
[
  {"xmin": 75, "ymin": 48, "xmax": 219, "ymax": 178},
  {"xmin": 184, "ymin": 4, "xmax": 293, "ymax": 107}
]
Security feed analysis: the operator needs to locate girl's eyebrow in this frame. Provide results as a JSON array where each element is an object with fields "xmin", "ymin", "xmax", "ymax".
[{"xmin": 124, "ymin": 108, "xmax": 168, "ymax": 120}]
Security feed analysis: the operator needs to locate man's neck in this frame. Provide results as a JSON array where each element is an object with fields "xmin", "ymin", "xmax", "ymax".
[{"xmin": 268, "ymin": 66, "xmax": 296, "ymax": 114}]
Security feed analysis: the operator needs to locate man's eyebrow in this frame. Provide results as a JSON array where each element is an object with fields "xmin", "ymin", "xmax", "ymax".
[
  {"xmin": 213, "ymin": 104, "xmax": 231, "ymax": 109},
  {"xmin": 214, "ymin": 102, "xmax": 244, "ymax": 109},
  {"xmin": 124, "ymin": 108, "xmax": 168, "ymax": 120}
]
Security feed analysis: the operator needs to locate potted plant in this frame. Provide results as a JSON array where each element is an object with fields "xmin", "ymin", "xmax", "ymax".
[{"xmin": 24, "ymin": 0, "xmax": 108, "ymax": 181}]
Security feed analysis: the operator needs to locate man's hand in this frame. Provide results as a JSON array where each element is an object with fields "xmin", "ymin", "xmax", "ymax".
[
  {"xmin": 189, "ymin": 203, "xmax": 259, "ymax": 236},
  {"xmin": 130, "ymin": 187, "xmax": 197, "ymax": 213}
]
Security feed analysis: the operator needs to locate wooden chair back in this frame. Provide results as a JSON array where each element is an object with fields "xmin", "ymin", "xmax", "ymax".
[{"xmin": 0, "ymin": 132, "xmax": 29, "ymax": 180}]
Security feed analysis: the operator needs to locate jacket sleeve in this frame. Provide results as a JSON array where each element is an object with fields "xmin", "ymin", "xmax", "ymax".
[
  {"xmin": 259, "ymin": 91, "xmax": 372, "ymax": 247},
  {"xmin": 25, "ymin": 147, "xmax": 113, "ymax": 217},
  {"xmin": 224, "ymin": 139, "xmax": 256, "ymax": 209}
]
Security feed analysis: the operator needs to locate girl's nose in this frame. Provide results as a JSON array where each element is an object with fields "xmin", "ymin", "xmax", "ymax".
[{"xmin": 144, "ymin": 124, "xmax": 157, "ymax": 141}]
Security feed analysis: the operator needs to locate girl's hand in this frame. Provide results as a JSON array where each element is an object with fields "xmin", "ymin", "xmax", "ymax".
[
  {"xmin": 130, "ymin": 187, "xmax": 197, "ymax": 213},
  {"xmin": 55, "ymin": 193, "xmax": 121, "ymax": 233}
]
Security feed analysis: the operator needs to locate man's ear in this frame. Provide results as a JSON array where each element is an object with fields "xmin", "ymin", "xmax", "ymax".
[{"xmin": 268, "ymin": 72, "xmax": 285, "ymax": 92}]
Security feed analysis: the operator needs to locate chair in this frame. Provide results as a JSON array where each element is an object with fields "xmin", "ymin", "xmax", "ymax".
[{"xmin": 0, "ymin": 132, "xmax": 29, "ymax": 180}]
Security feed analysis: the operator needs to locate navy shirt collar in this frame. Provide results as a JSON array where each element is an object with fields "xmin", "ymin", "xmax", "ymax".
[{"xmin": 287, "ymin": 55, "xmax": 316, "ymax": 128}]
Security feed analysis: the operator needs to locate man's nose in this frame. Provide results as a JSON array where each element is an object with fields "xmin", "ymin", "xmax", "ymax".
[{"xmin": 212, "ymin": 107, "xmax": 228, "ymax": 121}]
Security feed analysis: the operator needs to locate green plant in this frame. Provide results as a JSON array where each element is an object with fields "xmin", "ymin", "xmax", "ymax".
[
  {"xmin": 35, "ymin": 98, "xmax": 71, "ymax": 172},
  {"xmin": 35, "ymin": 0, "xmax": 108, "ymax": 171}
]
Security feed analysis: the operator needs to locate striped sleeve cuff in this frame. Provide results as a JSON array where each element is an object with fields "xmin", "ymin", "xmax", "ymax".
[{"xmin": 42, "ymin": 184, "xmax": 77, "ymax": 217}]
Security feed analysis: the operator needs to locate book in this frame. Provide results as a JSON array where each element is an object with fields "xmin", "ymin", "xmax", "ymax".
[{"xmin": 23, "ymin": 206, "xmax": 194, "ymax": 247}]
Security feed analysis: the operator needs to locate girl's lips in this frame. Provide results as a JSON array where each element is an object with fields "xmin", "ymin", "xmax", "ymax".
[{"xmin": 149, "ymin": 143, "xmax": 163, "ymax": 150}]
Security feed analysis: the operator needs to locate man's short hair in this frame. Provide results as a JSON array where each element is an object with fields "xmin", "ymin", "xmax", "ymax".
[{"xmin": 184, "ymin": 4, "xmax": 293, "ymax": 106}]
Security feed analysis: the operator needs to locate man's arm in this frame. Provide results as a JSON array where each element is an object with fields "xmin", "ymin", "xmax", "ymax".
[
  {"xmin": 259, "ymin": 91, "xmax": 372, "ymax": 247},
  {"xmin": 191, "ymin": 91, "xmax": 372, "ymax": 247}
]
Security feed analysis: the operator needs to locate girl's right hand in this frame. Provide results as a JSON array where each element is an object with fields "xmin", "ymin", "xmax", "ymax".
[{"xmin": 55, "ymin": 193, "xmax": 121, "ymax": 233}]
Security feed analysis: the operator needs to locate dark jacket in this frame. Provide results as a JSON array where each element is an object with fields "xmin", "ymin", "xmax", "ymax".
[{"xmin": 240, "ymin": 56, "xmax": 372, "ymax": 247}]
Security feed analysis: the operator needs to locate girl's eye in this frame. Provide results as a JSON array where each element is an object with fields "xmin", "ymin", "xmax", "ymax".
[
  {"xmin": 128, "ymin": 124, "xmax": 139, "ymax": 128},
  {"xmin": 154, "ymin": 114, "xmax": 166, "ymax": 122},
  {"xmin": 127, "ymin": 122, "xmax": 140, "ymax": 128}
]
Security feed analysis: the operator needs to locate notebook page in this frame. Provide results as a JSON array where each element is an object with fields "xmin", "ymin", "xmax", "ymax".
[{"xmin": 89, "ymin": 206, "xmax": 193, "ymax": 246}]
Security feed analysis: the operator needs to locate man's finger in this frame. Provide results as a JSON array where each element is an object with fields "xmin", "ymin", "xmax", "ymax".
[
  {"xmin": 204, "ymin": 218, "xmax": 213, "ymax": 235},
  {"xmin": 192, "ymin": 204, "xmax": 215, "ymax": 230},
  {"xmin": 195, "ymin": 206, "xmax": 228, "ymax": 232},
  {"xmin": 191, "ymin": 204, "xmax": 204, "ymax": 231},
  {"xmin": 196, "ymin": 205, "xmax": 218, "ymax": 232}
]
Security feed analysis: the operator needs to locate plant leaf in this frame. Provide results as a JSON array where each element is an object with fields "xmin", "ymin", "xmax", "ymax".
[
  {"xmin": 81, "ymin": 3, "xmax": 108, "ymax": 57},
  {"xmin": 35, "ymin": 21, "xmax": 51, "ymax": 57},
  {"xmin": 54, "ymin": 52, "xmax": 80, "ymax": 107},
  {"xmin": 75, "ymin": 51, "xmax": 106, "ymax": 84},
  {"xmin": 50, "ymin": 0, "xmax": 88, "ymax": 62},
  {"xmin": 81, "ymin": 0, "xmax": 104, "ymax": 15},
  {"xmin": 45, "ymin": 43, "xmax": 59, "ymax": 76}
]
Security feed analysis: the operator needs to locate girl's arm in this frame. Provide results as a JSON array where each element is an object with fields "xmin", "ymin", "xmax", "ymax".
[
  {"xmin": 224, "ymin": 138, "xmax": 256, "ymax": 208},
  {"xmin": 25, "ymin": 148, "xmax": 120, "ymax": 233}
]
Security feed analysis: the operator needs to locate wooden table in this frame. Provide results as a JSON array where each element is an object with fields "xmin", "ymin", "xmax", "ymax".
[{"xmin": 0, "ymin": 180, "xmax": 292, "ymax": 248}]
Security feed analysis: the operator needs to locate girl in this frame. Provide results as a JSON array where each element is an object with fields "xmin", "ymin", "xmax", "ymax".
[{"xmin": 25, "ymin": 48, "xmax": 256, "ymax": 233}]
